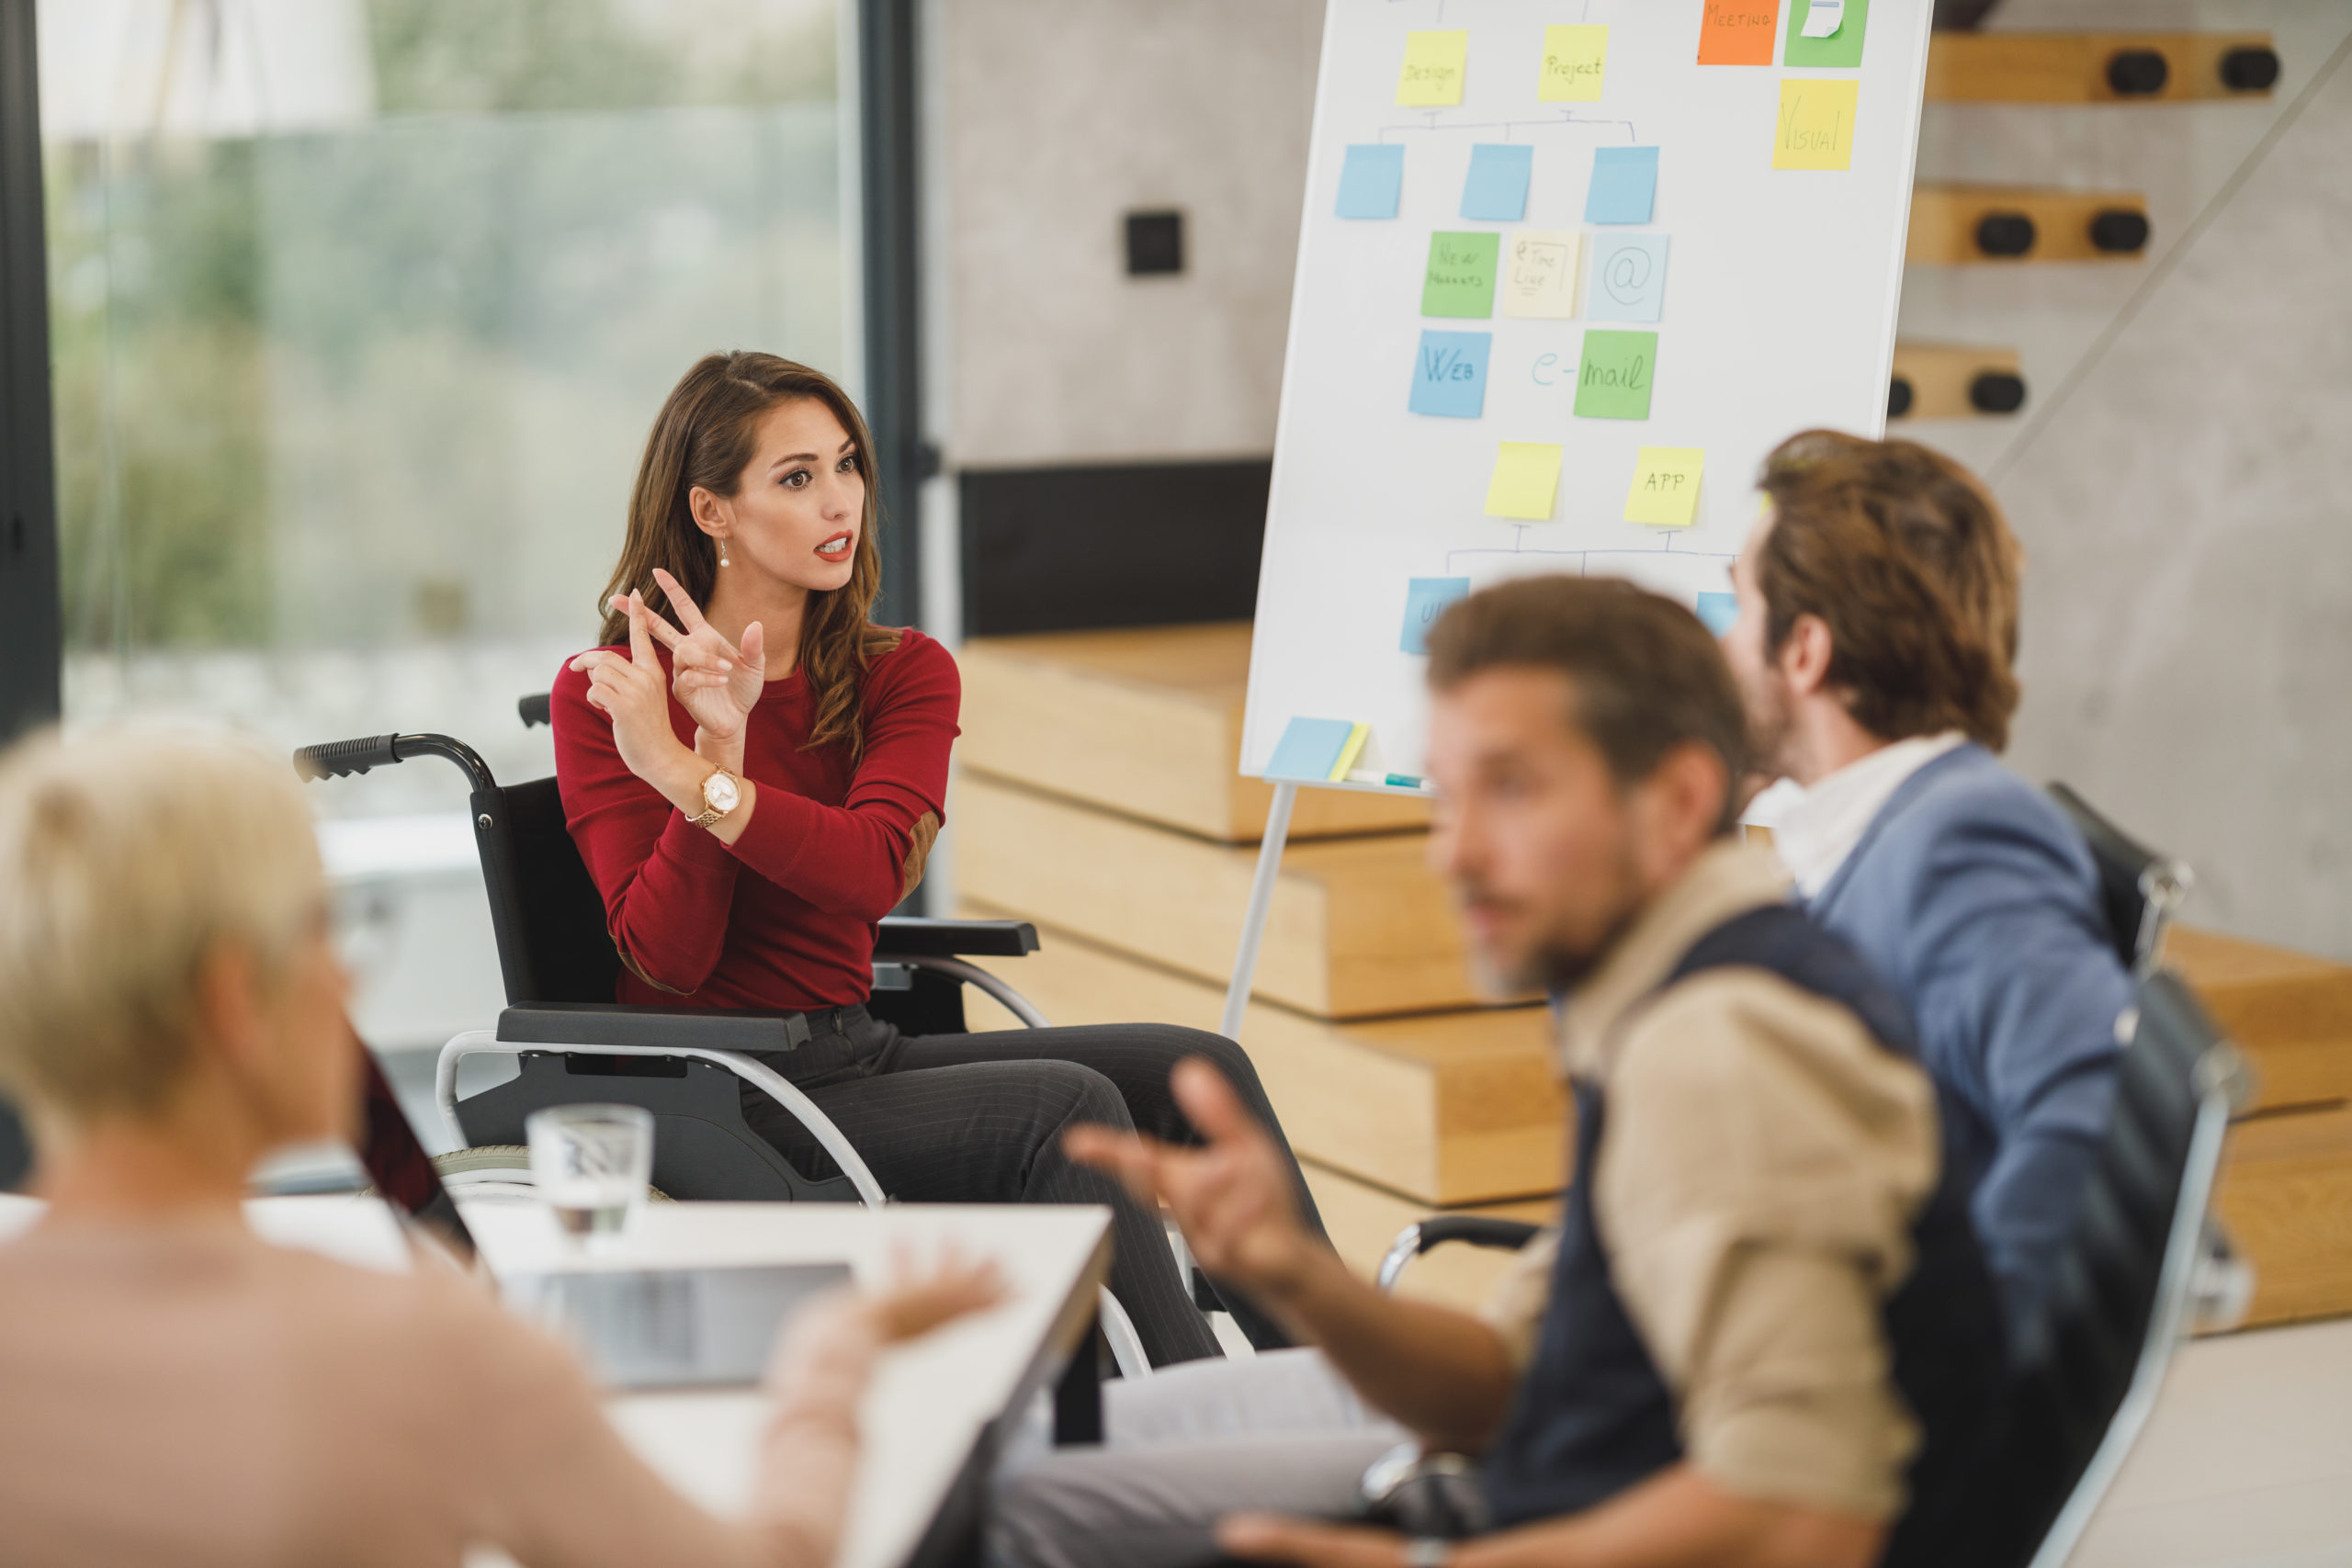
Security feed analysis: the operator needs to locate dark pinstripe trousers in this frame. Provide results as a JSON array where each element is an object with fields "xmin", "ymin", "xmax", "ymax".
[{"xmin": 738, "ymin": 1015, "xmax": 1329, "ymax": 1367}]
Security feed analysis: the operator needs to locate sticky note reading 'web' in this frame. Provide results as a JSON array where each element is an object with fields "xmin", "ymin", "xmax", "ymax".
[
  {"xmin": 1397, "ymin": 30, "xmax": 1468, "ymax": 106},
  {"xmin": 1422, "ymin": 231, "xmax": 1500, "ymax": 318},
  {"xmin": 1588, "ymin": 232, "xmax": 1669, "ymax": 323},
  {"xmin": 1408, "ymin": 331, "xmax": 1493, "ymax": 419},
  {"xmin": 1336, "ymin": 144, "xmax": 1405, "ymax": 219},
  {"xmin": 1502, "ymin": 231, "xmax": 1580, "ymax": 320},
  {"xmin": 1624, "ymin": 447, "xmax": 1706, "ymax": 526},
  {"xmin": 1575, "ymin": 330, "xmax": 1657, "ymax": 420},
  {"xmin": 1698, "ymin": 0, "xmax": 1781, "ymax": 64},
  {"xmin": 1785, "ymin": 0, "xmax": 1869, "ymax": 67},
  {"xmin": 1774, "ymin": 79, "xmax": 1859, "ymax": 170},
  {"xmin": 1538, "ymin": 25, "xmax": 1608, "ymax": 101},
  {"xmin": 1585, "ymin": 146, "xmax": 1659, "ymax": 224},
  {"xmin": 1486, "ymin": 444, "xmax": 1562, "ymax": 520},
  {"xmin": 1461, "ymin": 144, "xmax": 1534, "ymax": 222},
  {"xmin": 1401, "ymin": 578, "xmax": 1472, "ymax": 654}
]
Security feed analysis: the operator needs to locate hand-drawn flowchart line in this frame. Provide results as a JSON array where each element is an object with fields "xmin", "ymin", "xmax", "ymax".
[{"xmin": 1378, "ymin": 107, "xmax": 1640, "ymax": 144}]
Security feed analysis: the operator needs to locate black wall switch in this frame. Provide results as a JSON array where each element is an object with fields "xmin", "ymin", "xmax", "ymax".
[{"xmin": 1125, "ymin": 210, "xmax": 1184, "ymax": 276}]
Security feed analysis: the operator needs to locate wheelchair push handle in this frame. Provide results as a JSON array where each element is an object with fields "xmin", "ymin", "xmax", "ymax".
[{"xmin": 290, "ymin": 732, "xmax": 498, "ymax": 795}]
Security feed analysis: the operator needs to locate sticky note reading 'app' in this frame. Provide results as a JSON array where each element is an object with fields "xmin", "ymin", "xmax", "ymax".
[
  {"xmin": 1575, "ymin": 330, "xmax": 1657, "ymax": 420},
  {"xmin": 1502, "ymin": 231, "xmax": 1580, "ymax": 320},
  {"xmin": 1401, "ymin": 578, "xmax": 1473, "ymax": 654},
  {"xmin": 1774, "ymin": 79, "xmax": 1859, "ymax": 170},
  {"xmin": 1461, "ymin": 144, "xmax": 1534, "ymax": 222},
  {"xmin": 1408, "ymin": 331, "xmax": 1493, "ymax": 419},
  {"xmin": 1588, "ymin": 232, "xmax": 1669, "ymax": 323},
  {"xmin": 1336, "ymin": 144, "xmax": 1405, "ymax": 219},
  {"xmin": 1624, "ymin": 447, "xmax": 1706, "ymax": 526},
  {"xmin": 1397, "ymin": 30, "xmax": 1468, "ymax": 106},
  {"xmin": 1698, "ymin": 0, "xmax": 1781, "ymax": 64},
  {"xmin": 1538, "ymin": 25, "xmax": 1609, "ymax": 101},
  {"xmin": 1486, "ymin": 444, "xmax": 1562, "ymax": 520},
  {"xmin": 1585, "ymin": 146, "xmax": 1659, "ymax": 224},
  {"xmin": 1784, "ymin": 0, "xmax": 1868, "ymax": 66},
  {"xmin": 1421, "ymin": 231, "xmax": 1500, "ymax": 318}
]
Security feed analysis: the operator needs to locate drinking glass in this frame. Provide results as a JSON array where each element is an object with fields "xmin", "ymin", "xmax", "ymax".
[{"xmin": 526, "ymin": 1104, "xmax": 654, "ymax": 1246}]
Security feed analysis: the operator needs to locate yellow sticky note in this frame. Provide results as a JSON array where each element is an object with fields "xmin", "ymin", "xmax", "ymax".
[
  {"xmin": 1625, "ymin": 447, "xmax": 1706, "ymax": 527},
  {"xmin": 1328, "ymin": 723, "xmax": 1372, "ymax": 782},
  {"xmin": 1486, "ymin": 443, "xmax": 1562, "ymax": 520},
  {"xmin": 1538, "ymin": 25, "xmax": 1609, "ymax": 101},
  {"xmin": 1398, "ymin": 30, "xmax": 1468, "ymax": 106},
  {"xmin": 1773, "ymin": 78, "xmax": 1859, "ymax": 170}
]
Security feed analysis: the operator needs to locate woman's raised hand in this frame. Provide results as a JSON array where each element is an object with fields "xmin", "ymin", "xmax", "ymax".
[
  {"xmin": 570, "ymin": 592, "xmax": 683, "ymax": 784},
  {"xmin": 635, "ymin": 567, "xmax": 765, "ymax": 743}
]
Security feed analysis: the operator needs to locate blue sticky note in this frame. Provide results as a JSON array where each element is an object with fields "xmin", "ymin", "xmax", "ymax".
[
  {"xmin": 1408, "ymin": 330, "xmax": 1492, "ymax": 419},
  {"xmin": 1460, "ymin": 143, "xmax": 1533, "ymax": 222},
  {"xmin": 1585, "ymin": 145, "xmax": 1660, "ymax": 224},
  {"xmin": 1588, "ymin": 232, "xmax": 1670, "ymax": 322},
  {"xmin": 1266, "ymin": 716, "xmax": 1356, "ymax": 781},
  {"xmin": 1694, "ymin": 592, "xmax": 1738, "ymax": 637},
  {"xmin": 1402, "ymin": 578, "xmax": 1473, "ymax": 654},
  {"xmin": 1336, "ymin": 144, "xmax": 1406, "ymax": 220}
]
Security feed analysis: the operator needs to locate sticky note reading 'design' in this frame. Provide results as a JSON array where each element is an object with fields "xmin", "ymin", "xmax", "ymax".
[
  {"xmin": 1624, "ymin": 446, "xmax": 1705, "ymax": 527},
  {"xmin": 1408, "ymin": 331, "xmax": 1493, "ymax": 419},
  {"xmin": 1486, "ymin": 443, "xmax": 1563, "ymax": 520},
  {"xmin": 1398, "ymin": 30, "xmax": 1468, "ymax": 106},
  {"xmin": 1588, "ymin": 232, "xmax": 1669, "ymax": 323},
  {"xmin": 1336, "ymin": 144, "xmax": 1406, "ymax": 219},
  {"xmin": 1401, "ymin": 577, "xmax": 1473, "ymax": 654},
  {"xmin": 1461, "ymin": 144, "xmax": 1534, "ymax": 222},
  {"xmin": 1502, "ymin": 231, "xmax": 1580, "ymax": 320},
  {"xmin": 1698, "ymin": 0, "xmax": 1781, "ymax": 65},
  {"xmin": 1575, "ymin": 330, "xmax": 1657, "ymax": 420},
  {"xmin": 1585, "ymin": 146, "xmax": 1660, "ymax": 224},
  {"xmin": 1538, "ymin": 25, "xmax": 1609, "ymax": 101},
  {"xmin": 1774, "ymin": 78, "xmax": 1858, "ymax": 170},
  {"xmin": 1422, "ymin": 231, "xmax": 1500, "ymax": 318}
]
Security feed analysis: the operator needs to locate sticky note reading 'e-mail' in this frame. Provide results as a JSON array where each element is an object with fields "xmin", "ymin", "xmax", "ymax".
[
  {"xmin": 1774, "ymin": 78, "xmax": 1859, "ymax": 170},
  {"xmin": 1421, "ymin": 231, "xmax": 1500, "ymax": 318},
  {"xmin": 1502, "ymin": 231, "xmax": 1580, "ymax": 320},
  {"xmin": 1624, "ymin": 447, "xmax": 1706, "ymax": 526},
  {"xmin": 1486, "ymin": 443, "xmax": 1562, "ymax": 520},
  {"xmin": 1461, "ymin": 144, "xmax": 1534, "ymax": 222},
  {"xmin": 1574, "ymin": 330, "xmax": 1657, "ymax": 420},
  {"xmin": 1538, "ymin": 25, "xmax": 1608, "ymax": 101},
  {"xmin": 1698, "ymin": 0, "xmax": 1781, "ymax": 64},
  {"xmin": 1587, "ymin": 232, "xmax": 1669, "ymax": 323},
  {"xmin": 1401, "ymin": 578, "xmax": 1473, "ymax": 655},
  {"xmin": 1397, "ymin": 30, "xmax": 1468, "ymax": 106},
  {"xmin": 1336, "ymin": 144, "xmax": 1405, "ymax": 219},
  {"xmin": 1408, "ymin": 331, "xmax": 1493, "ymax": 419},
  {"xmin": 1585, "ymin": 146, "xmax": 1659, "ymax": 224}
]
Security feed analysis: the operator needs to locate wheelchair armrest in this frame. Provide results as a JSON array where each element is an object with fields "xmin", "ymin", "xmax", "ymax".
[
  {"xmin": 876, "ymin": 916, "xmax": 1040, "ymax": 958},
  {"xmin": 497, "ymin": 1002, "xmax": 812, "ymax": 1054},
  {"xmin": 1376, "ymin": 1216, "xmax": 1544, "ymax": 1293}
]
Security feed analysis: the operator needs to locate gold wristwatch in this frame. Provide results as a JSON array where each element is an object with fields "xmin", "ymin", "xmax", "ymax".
[{"xmin": 686, "ymin": 768, "xmax": 741, "ymax": 828}]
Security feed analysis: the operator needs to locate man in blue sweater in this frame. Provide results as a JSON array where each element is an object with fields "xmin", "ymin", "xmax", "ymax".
[{"xmin": 1720, "ymin": 429, "xmax": 2133, "ymax": 1356}]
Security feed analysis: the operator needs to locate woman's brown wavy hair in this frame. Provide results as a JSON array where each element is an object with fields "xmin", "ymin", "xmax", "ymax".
[{"xmin": 598, "ymin": 352, "xmax": 899, "ymax": 757}]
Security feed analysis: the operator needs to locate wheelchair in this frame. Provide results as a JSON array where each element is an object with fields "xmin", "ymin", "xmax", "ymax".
[{"xmin": 295, "ymin": 697, "xmax": 1156, "ymax": 1376}]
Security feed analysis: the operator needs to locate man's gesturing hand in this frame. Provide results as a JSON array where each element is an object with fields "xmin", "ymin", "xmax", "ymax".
[{"xmin": 1217, "ymin": 1514, "xmax": 1420, "ymax": 1567}]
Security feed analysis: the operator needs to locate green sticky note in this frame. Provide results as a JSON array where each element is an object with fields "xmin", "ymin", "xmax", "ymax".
[
  {"xmin": 1574, "ymin": 330, "xmax": 1657, "ymax": 420},
  {"xmin": 1421, "ymin": 231, "xmax": 1500, "ymax": 319},
  {"xmin": 1784, "ymin": 0, "xmax": 1868, "ymax": 68}
]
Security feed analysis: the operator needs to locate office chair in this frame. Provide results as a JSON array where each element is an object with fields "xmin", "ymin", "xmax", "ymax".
[{"xmin": 2048, "ymin": 782, "xmax": 2194, "ymax": 976}]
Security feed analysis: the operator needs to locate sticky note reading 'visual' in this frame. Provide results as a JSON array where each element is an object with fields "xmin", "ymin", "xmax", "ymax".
[
  {"xmin": 1401, "ymin": 577, "xmax": 1473, "ymax": 654},
  {"xmin": 1397, "ymin": 30, "xmax": 1468, "ymax": 106},
  {"xmin": 1538, "ymin": 25, "xmax": 1608, "ymax": 101},
  {"xmin": 1502, "ymin": 231, "xmax": 1580, "ymax": 320},
  {"xmin": 1585, "ymin": 146, "xmax": 1659, "ymax": 224},
  {"xmin": 1774, "ymin": 79, "xmax": 1859, "ymax": 170},
  {"xmin": 1784, "ymin": 0, "xmax": 1868, "ymax": 67},
  {"xmin": 1694, "ymin": 592, "xmax": 1740, "ymax": 637},
  {"xmin": 1266, "ymin": 716, "xmax": 1357, "ymax": 782},
  {"xmin": 1575, "ymin": 330, "xmax": 1657, "ymax": 420},
  {"xmin": 1421, "ymin": 231, "xmax": 1500, "ymax": 318},
  {"xmin": 1461, "ymin": 144, "xmax": 1534, "ymax": 222},
  {"xmin": 1698, "ymin": 0, "xmax": 1781, "ymax": 64},
  {"xmin": 1624, "ymin": 447, "xmax": 1706, "ymax": 526},
  {"xmin": 1336, "ymin": 144, "xmax": 1405, "ymax": 219},
  {"xmin": 1486, "ymin": 443, "xmax": 1562, "ymax": 520},
  {"xmin": 1588, "ymin": 232, "xmax": 1669, "ymax": 322},
  {"xmin": 1408, "ymin": 331, "xmax": 1493, "ymax": 419}
]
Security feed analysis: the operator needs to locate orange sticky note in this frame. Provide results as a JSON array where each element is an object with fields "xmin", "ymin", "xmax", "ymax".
[{"xmin": 1698, "ymin": 0, "xmax": 1781, "ymax": 65}]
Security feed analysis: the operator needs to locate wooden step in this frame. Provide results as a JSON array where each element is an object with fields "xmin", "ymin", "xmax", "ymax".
[
  {"xmin": 959, "ymin": 623, "xmax": 1432, "ymax": 844},
  {"xmin": 1303, "ymin": 1160, "xmax": 1558, "ymax": 1316},
  {"xmin": 2169, "ymin": 926, "xmax": 2352, "ymax": 1115},
  {"xmin": 956, "ymin": 904, "xmax": 1566, "ymax": 1205},
  {"xmin": 2214, "ymin": 1101, "xmax": 2352, "ymax": 1329},
  {"xmin": 1890, "ymin": 341, "xmax": 2025, "ymax": 421},
  {"xmin": 1907, "ymin": 183, "xmax": 2151, "ymax": 265},
  {"xmin": 1926, "ymin": 31, "xmax": 2279, "ymax": 104},
  {"xmin": 955, "ymin": 773, "xmax": 1491, "ymax": 1020}
]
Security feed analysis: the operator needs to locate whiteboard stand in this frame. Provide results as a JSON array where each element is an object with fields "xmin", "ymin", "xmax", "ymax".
[{"xmin": 1218, "ymin": 782, "xmax": 1300, "ymax": 1041}]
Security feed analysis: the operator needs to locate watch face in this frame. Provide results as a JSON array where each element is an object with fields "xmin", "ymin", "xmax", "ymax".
[{"xmin": 704, "ymin": 772, "xmax": 741, "ymax": 813}]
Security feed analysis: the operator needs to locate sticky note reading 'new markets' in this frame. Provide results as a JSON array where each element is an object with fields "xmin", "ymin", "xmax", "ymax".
[
  {"xmin": 1575, "ymin": 330, "xmax": 1657, "ymax": 420},
  {"xmin": 1408, "ymin": 331, "xmax": 1492, "ymax": 419},
  {"xmin": 1538, "ymin": 25, "xmax": 1608, "ymax": 101},
  {"xmin": 1266, "ymin": 716, "xmax": 1367, "ymax": 783},
  {"xmin": 1774, "ymin": 79, "xmax": 1859, "ymax": 170},
  {"xmin": 1397, "ymin": 30, "xmax": 1467, "ymax": 106},
  {"xmin": 1336, "ymin": 144, "xmax": 1405, "ymax": 219},
  {"xmin": 1422, "ymin": 231, "xmax": 1500, "ymax": 318},
  {"xmin": 1486, "ymin": 443, "xmax": 1562, "ymax": 520},
  {"xmin": 1461, "ymin": 144, "xmax": 1534, "ymax": 222},
  {"xmin": 1401, "ymin": 577, "xmax": 1473, "ymax": 655},
  {"xmin": 1585, "ymin": 146, "xmax": 1659, "ymax": 224},
  {"xmin": 1502, "ymin": 231, "xmax": 1580, "ymax": 320},
  {"xmin": 1698, "ymin": 0, "xmax": 1781, "ymax": 65},
  {"xmin": 1785, "ymin": 0, "xmax": 1868, "ymax": 66},
  {"xmin": 1624, "ymin": 446, "xmax": 1706, "ymax": 526},
  {"xmin": 1588, "ymin": 232, "xmax": 1669, "ymax": 323}
]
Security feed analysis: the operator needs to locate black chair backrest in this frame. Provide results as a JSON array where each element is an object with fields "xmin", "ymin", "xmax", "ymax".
[
  {"xmin": 479, "ymin": 775, "xmax": 624, "ymax": 1007},
  {"xmin": 2047, "ymin": 782, "xmax": 2189, "ymax": 975}
]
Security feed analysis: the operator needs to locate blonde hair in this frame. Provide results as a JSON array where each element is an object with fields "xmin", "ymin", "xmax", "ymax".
[{"xmin": 0, "ymin": 723, "xmax": 325, "ymax": 1122}]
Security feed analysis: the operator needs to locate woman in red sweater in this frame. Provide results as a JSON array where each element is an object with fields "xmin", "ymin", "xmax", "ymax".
[{"xmin": 556, "ymin": 352, "xmax": 1324, "ymax": 1367}]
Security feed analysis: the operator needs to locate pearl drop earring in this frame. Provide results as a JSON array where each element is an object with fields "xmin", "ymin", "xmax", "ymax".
[{"xmin": 718, "ymin": 536, "xmax": 730, "ymax": 568}]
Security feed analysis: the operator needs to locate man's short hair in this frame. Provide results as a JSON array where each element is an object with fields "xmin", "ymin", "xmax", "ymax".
[
  {"xmin": 1426, "ymin": 574, "xmax": 1749, "ymax": 833},
  {"xmin": 1757, "ymin": 429, "xmax": 2022, "ymax": 750}
]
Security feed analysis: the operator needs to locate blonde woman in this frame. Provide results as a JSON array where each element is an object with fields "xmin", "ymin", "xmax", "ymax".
[{"xmin": 0, "ymin": 723, "xmax": 995, "ymax": 1568}]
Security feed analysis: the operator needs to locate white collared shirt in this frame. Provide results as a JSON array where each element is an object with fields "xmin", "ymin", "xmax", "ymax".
[{"xmin": 1774, "ymin": 732, "xmax": 1967, "ymax": 898}]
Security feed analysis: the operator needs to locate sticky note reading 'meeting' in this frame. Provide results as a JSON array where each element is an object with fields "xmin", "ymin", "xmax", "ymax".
[
  {"xmin": 1461, "ymin": 144, "xmax": 1534, "ymax": 222},
  {"xmin": 1538, "ymin": 25, "xmax": 1608, "ymax": 101},
  {"xmin": 1397, "ymin": 30, "xmax": 1468, "ymax": 106},
  {"xmin": 1336, "ymin": 144, "xmax": 1405, "ymax": 219},
  {"xmin": 1774, "ymin": 79, "xmax": 1859, "ymax": 170},
  {"xmin": 1588, "ymin": 232, "xmax": 1669, "ymax": 323},
  {"xmin": 1624, "ymin": 447, "xmax": 1706, "ymax": 526},
  {"xmin": 1401, "ymin": 577, "xmax": 1473, "ymax": 655},
  {"xmin": 1408, "ymin": 331, "xmax": 1492, "ymax": 419},
  {"xmin": 1502, "ymin": 231, "xmax": 1580, "ymax": 320},
  {"xmin": 1421, "ymin": 231, "xmax": 1500, "ymax": 318},
  {"xmin": 1575, "ymin": 330, "xmax": 1657, "ymax": 420},
  {"xmin": 1585, "ymin": 146, "xmax": 1660, "ymax": 224},
  {"xmin": 1698, "ymin": 0, "xmax": 1781, "ymax": 64},
  {"xmin": 1486, "ymin": 443, "xmax": 1562, "ymax": 520}
]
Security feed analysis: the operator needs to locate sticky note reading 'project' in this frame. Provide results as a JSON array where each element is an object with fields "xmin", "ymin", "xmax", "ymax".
[
  {"xmin": 1784, "ymin": 0, "xmax": 1869, "ymax": 67},
  {"xmin": 1588, "ymin": 232, "xmax": 1669, "ymax": 322},
  {"xmin": 1266, "ymin": 716, "xmax": 1357, "ymax": 782},
  {"xmin": 1422, "ymin": 231, "xmax": 1500, "ymax": 318},
  {"xmin": 1585, "ymin": 146, "xmax": 1659, "ymax": 224},
  {"xmin": 1774, "ymin": 79, "xmax": 1859, "ymax": 170},
  {"xmin": 1694, "ymin": 592, "xmax": 1740, "ymax": 637},
  {"xmin": 1538, "ymin": 25, "xmax": 1609, "ymax": 101},
  {"xmin": 1624, "ymin": 447, "xmax": 1706, "ymax": 526},
  {"xmin": 1336, "ymin": 144, "xmax": 1405, "ymax": 219},
  {"xmin": 1575, "ymin": 330, "xmax": 1657, "ymax": 420},
  {"xmin": 1397, "ymin": 30, "xmax": 1468, "ymax": 106},
  {"xmin": 1502, "ymin": 231, "xmax": 1580, "ymax": 320},
  {"xmin": 1461, "ymin": 144, "xmax": 1534, "ymax": 221},
  {"xmin": 1401, "ymin": 577, "xmax": 1473, "ymax": 654},
  {"xmin": 1698, "ymin": 0, "xmax": 1781, "ymax": 64},
  {"xmin": 1408, "ymin": 331, "xmax": 1493, "ymax": 419},
  {"xmin": 1486, "ymin": 443, "xmax": 1562, "ymax": 520}
]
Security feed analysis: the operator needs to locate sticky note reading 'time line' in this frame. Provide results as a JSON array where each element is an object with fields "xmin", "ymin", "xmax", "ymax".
[
  {"xmin": 1486, "ymin": 443, "xmax": 1562, "ymax": 520},
  {"xmin": 1401, "ymin": 577, "xmax": 1472, "ymax": 655},
  {"xmin": 1586, "ymin": 146, "xmax": 1660, "ymax": 224},
  {"xmin": 1698, "ymin": 0, "xmax": 1781, "ymax": 65},
  {"xmin": 1422, "ymin": 231, "xmax": 1500, "ymax": 318},
  {"xmin": 1575, "ymin": 330, "xmax": 1657, "ymax": 420},
  {"xmin": 1774, "ymin": 78, "xmax": 1859, "ymax": 170},
  {"xmin": 1624, "ymin": 447, "xmax": 1706, "ymax": 527},
  {"xmin": 1397, "ymin": 30, "xmax": 1468, "ymax": 106},
  {"xmin": 1336, "ymin": 144, "xmax": 1405, "ymax": 219},
  {"xmin": 1502, "ymin": 231, "xmax": 1580, "ymax": 320},
  {"xmin": 1538, "ymin": 25, "xmax": 1608, "ymax": 101}
]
